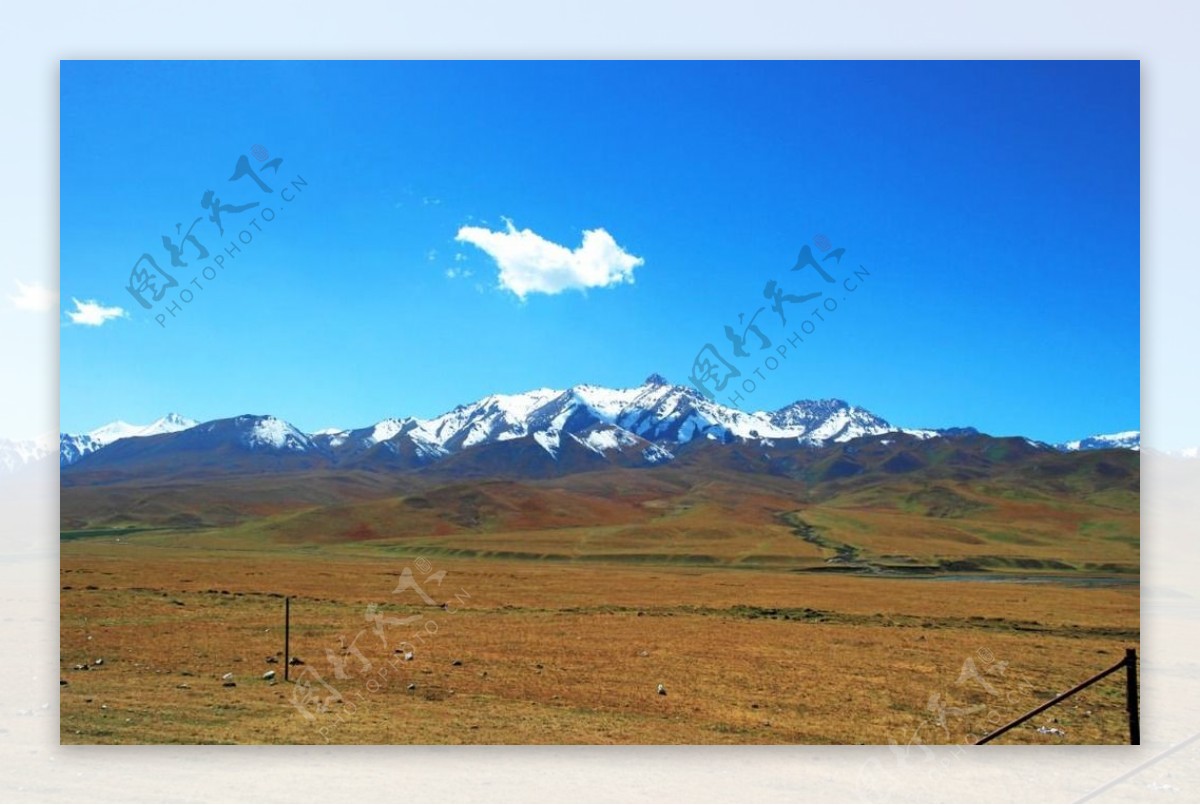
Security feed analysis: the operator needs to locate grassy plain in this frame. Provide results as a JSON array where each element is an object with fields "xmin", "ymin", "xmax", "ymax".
[
  {"xmin": 61, "ymin": 451, "xmax": 1139, "ymax": 744},
  {"xmin": 60, "ymin": 537, "xmax": 1138, "ymax": 745}
]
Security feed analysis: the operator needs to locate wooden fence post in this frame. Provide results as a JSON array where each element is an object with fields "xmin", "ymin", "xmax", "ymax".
[
  {"xmin": 284, "ymin": 596, "xmax": 291, "ymax": 682},
  {"xmin": 1126, "ymin": 647, "xmax": 1140, "ymax": 745}
]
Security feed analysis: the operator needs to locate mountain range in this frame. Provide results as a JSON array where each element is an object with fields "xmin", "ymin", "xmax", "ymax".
[{"xmin": 57, "ymin": 374, "xmax": 1138, "ymax": 481}]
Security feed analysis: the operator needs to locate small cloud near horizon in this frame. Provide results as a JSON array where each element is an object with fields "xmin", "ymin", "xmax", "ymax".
[
  {"xmin": 66, "ymin": 298, "xmax": 128, "ymax": 327},
  {"xmin": 8, "ymin": 280, "xmax": 57, "ymax": 312},
  {"xmin": 455, "ymin": 218, "xmax": 643, "ymax": 299}
]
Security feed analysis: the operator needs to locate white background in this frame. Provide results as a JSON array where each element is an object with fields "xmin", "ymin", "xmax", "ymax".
[{"xmin": 1, "ymin": 1, "xmax": 1197, "ymax": 802}]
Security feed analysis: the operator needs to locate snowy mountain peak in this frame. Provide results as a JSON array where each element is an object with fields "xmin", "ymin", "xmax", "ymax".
[
  {"xmin": 59, "ymin": 380, "xmax": 1142, "ymax": 474},
  {"xmin": 1058, "ymin": 430, "xmax": 1141, "ymax": 452},
  {"xmin": 87, "ymin": 420, "xmax": 143, "ymax": 446},
  {"xmin": 153, "ymin": 413, "xmax": 196, "ymax": 430},
  {"xmin": 237, "ymin": 415, "xmax": 314, "ymax": 452},
  {"xmin": 1, "ymin": 434, "xmax": 55, "ymax": 472},
  {"xmin": 59, "ymin": 413, "xmax": 199, "ymax": 466},
  {"xmin": 88, "ymin": 413, "xmax": 197, "ymax": 445}
]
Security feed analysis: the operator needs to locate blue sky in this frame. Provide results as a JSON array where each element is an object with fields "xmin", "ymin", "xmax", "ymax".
[{"xmin": 59, "ymin": 60, "xmax": 1139, "ymax": 442}]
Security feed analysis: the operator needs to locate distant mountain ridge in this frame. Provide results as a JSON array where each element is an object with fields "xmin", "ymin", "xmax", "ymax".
[
  {"xmin": 57, "ymin": 375, "xmax": 1140, "ymax": 477},
  {"xmin": 59, "ymin": 413, "xmax": 197, "ymax": 467},
  {"xmin": 0, "ymin": 435, "xmax": 55, "ymax": 472},
  {"xmin": 1057, "ymin": 430, "xmax": 1141, "ymax": 452}
]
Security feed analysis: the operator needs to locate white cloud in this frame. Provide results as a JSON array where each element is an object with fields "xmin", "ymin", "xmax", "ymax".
[
  {"xmin": 444, "ymin": 267, "xmax": 473, "ymax": 280},
  {"xmin": 455, "ymin": 219, "xmax": 643, "ymax": 299},
  {"xmin": 8, "ymin": 280, "xmax": 57, "ymax": 312},
  {"xmin": 66, "ymin": 298, "xmax": 127, "ymax": 327}
]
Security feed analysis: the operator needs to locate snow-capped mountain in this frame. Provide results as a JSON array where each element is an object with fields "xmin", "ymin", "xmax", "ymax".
[
  {"xmin": 0, "ymin": 435, "xmax": 55, "ymax": 472},
  {"xmin": 59, "ymin": 376, "xmax": 1140, "ymax": 478},
  {"xmin": 60, "ymin": 413, "xmax": 197, "ymax": 466},
  {"xmin": 400, "ymin": 375, "xmax": 927, "ymax": 453},
  {"xmin": 198, "ymin": 414, "xmax": 315, "ymax": 452},
  {"xmin": 1058, "ymin": 430, "xmax": 1141, "ymax": 452},
  {"xmin": 59, "ymin": 433, "xmax": 100, "ymax": 466}
]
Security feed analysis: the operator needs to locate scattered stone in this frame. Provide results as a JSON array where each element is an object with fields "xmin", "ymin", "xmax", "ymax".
[
  {"xmin": 403, "ymin": 651, "xmax": 414, "ymax": 662},
  {"xmin": 265, "ymin": 656, "xmax": 278, "ymax": 664},
  {"xmin": 60, "ymin": 679, "xmax": 68, "ymax": 686},
  {"xmin": 657, "ymin": 683, "xmax": 667, "ymax": 696},
  {"xmin": 93, "ymin": 658, "xmax": 104, "ymax": 666},
  {"xmin": 288, "ymin": 656, "xmax": 304, "ymax": 666},
  {"xmin": 1036, "ymin": 726, "xmax": 1066, "ymax": 736},
  {"xmin": 221, "ymin": 672, "xmax": 234, "ymax": 681},
  {"xmin": 262, "ymin": 670, "xmax": 276, "ymax": 681},
  {"xmin": 479, "ymin": 671, "xmax": 488, "ymax": 678},
  {"xmin": 222, "ymin": 681, "xmax": 236, "ymax": 688},
  {"xmin": 71, "ymin": 664, "xmax": 88, "ymax": 671},
  {"xmin": 637, "ymin": 650, "xmax": 649, "ymax": 658},
  {"xmin": 177, "ymin": 684, "xmax": 190, "ymax": 690},
  {"xmin": 451, "ymin": 659, "xmax": 463, "ymax": 667},
  {"xmin": 406, "ymin": 683, "xmax": 416, "ymax": 691}
]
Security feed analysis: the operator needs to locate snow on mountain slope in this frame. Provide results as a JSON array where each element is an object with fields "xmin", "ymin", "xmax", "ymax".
[
  {"xmin": 60, "ymin": 433, "xmax": 101, "ymax": 467},
  {"xmin": 60, "ymin": 413, "xmax": 198, "ymax": 466},
  {"xmin": 1058, "ymin": 430, "xmax": 1141, "ymax": 452},
  {"xmin": 532, "ymin": 429, "xmax": 561, "ymax": 458},
  {"xmin": 341, "ymin": 375, "xmax": 915, "ymax": 469},
  {"xmin": 57, "ymin": 378, "xmax": 938, "ymax": 472},
  {"xmin": 138, "ymin": 413, "xmax": 198, "ymax": 438},
  {"xmin": 88, "ymin": 413, "xmax": 197, "ymax": 446},
  {"xmin": 1, "ymin": 435, "xmax": 55, "ymax": 472},
  {"xmin": 415, "ymin": 388, "xmax": 563, "ymax": 449},
  {"xmin": 575, "ymin": 425, "xmax": 640, "ymax": 455},
  {"xmin": 87, "ymin": 420, "xmax": 150, "ymax": 445},
  {"xmin": 314, "ymin": 417, "xmax": 448, "ymax": 464},
  {"xmin": 61, "ymin": 375, "xmax": 1141, "ymax": 476}
]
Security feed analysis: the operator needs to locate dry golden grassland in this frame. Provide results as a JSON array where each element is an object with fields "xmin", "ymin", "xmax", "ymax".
[{"xmin": 60, "ymin": 541, "xmax": 1138, "ymax": 745}]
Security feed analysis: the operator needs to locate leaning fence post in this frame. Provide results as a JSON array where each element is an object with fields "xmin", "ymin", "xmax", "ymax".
[
  {"xmin": 1125, "ymin": 647, "xmax": 1140, "ymax": 745},
  {"xmin": 284, "ymin": 596, "xmax": 291, "ymax": 682}
]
